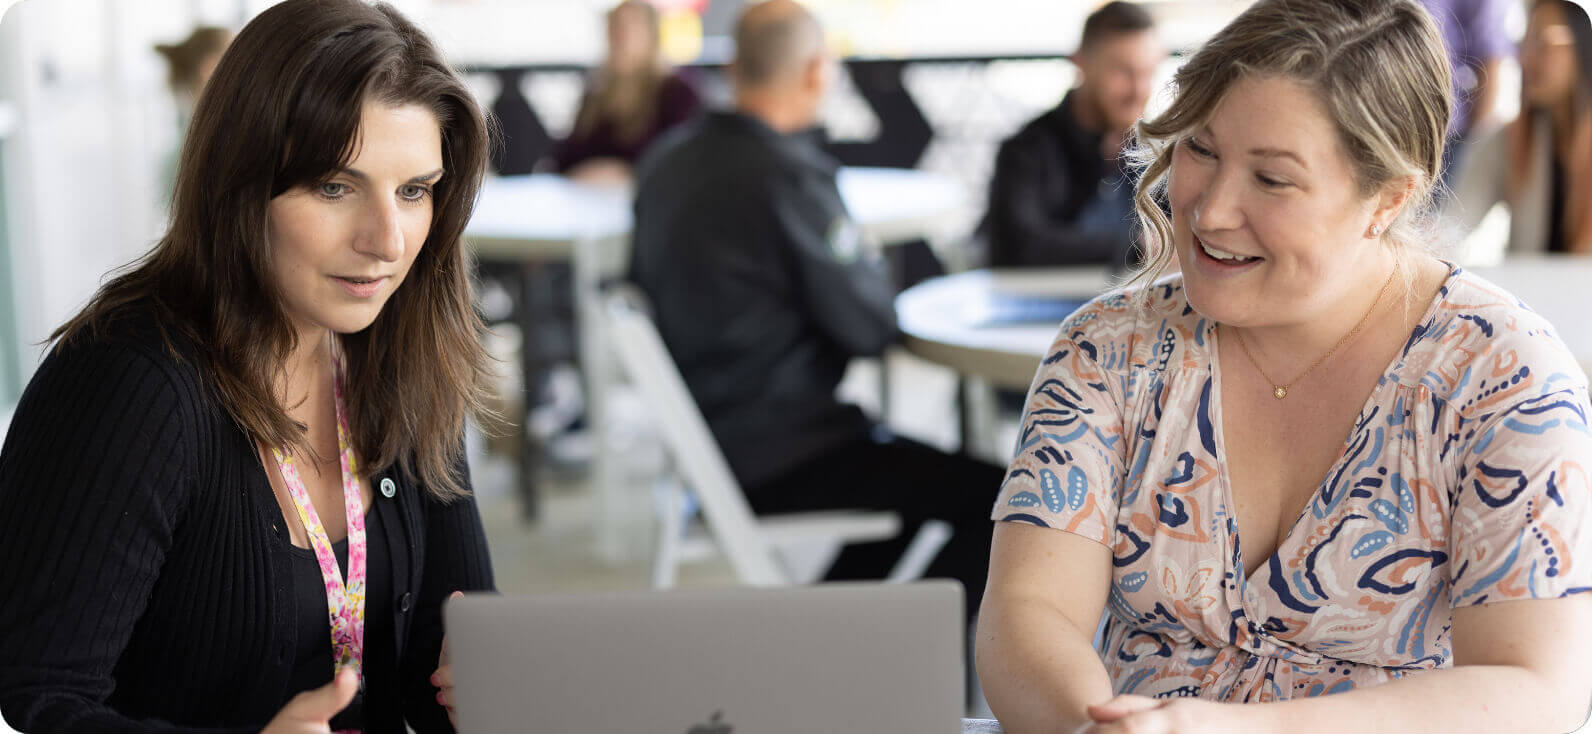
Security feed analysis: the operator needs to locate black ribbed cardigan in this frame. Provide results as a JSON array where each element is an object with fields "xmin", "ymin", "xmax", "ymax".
[{"xmin": 0, "ymin": 314, "xmax": 495, "ymax": 732}]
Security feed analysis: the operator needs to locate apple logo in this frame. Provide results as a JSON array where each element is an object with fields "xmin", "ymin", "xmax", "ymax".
[{"xmin": 686, "ymin": 710, "xmax": 732, "ymax": 734}]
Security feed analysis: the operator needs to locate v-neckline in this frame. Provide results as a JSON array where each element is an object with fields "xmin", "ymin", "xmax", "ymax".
[{"xmin": 1205, "ymin": 264, "xmax": 1460, "ymax": 590}]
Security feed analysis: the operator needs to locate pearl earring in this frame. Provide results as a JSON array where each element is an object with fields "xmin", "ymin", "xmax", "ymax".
[{"xmin": 1369, "ymin": 224, "xmax": 1382, "ymax": 238}]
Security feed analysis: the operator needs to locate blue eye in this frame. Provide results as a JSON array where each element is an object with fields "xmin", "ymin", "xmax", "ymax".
[{"xmin": 317, "ymin": 182, "xmax": 349, "ymax": 200}]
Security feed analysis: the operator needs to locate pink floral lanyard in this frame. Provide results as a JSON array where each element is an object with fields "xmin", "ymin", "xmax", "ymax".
[{"xmin": 270, "ymin": 353, "xmax": 368, "ymax": 708}]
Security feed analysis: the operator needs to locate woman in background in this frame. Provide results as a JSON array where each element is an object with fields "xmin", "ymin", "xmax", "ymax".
[
  {"xmin": 0, "ymin": 1, "xmax": 494, "ymax": 731},
  {"xmin": 154, "ymin": 25, "xmax": 232, "ymax": 125},
  {"xmin": 154, "ymin": 26, "xmax": 232, "ymax": 196},
  {"xmin": 548, "ymin": 0, "xmax": 702, "ymax": 184},
  {"xmin": 1450, "ymin": 0, "xmax": 1592, "ymax": 255}
]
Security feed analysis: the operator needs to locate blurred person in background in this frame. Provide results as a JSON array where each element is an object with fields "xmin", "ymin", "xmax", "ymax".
[
  {"xmin": 1418, "ymin": 0, "xmax": 1513, "ymax": 186},
  {"xmin": 977, "ymin": 1, "xmax": 1164, "ymax": 270},
  {"xmin": 1449, "ymin": 0, "xmax": 1592, "ymax": 255},
  {"xmin": 154, "ymin": 26, "xmax": 232, "ymax": 195},
  {"xmin": 154, "ymin": 25, "xmax": 232, "ymax": 128},
  {"xmin": 629, "ymin": 0, "xmax": 1004, "ymax": 621},
  {"xmin": 547, "ymin": 0, "xmax": 703, "ymax": 185},
  {"xmin": 0, "ymin": 1, "xmax": 495, "ymax": 730},
  {"xmin": 978, "ymin": 0, "xmax": 1592, "ymax": 731}
]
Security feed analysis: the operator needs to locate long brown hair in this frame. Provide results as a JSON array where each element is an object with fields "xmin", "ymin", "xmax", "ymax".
[
  {"xmin": 1123, "ymin": 0, "xmax": 1451, "ymax": 299},
  {"xmin": 572, "ymin": 0, "xmax": 669, "ymax": 145},
  {"xmin": 1510, "ymin": 0, "xmax": 1592, "ymax": 252},
  {"xmin": 54, "ymin": 0, "xmax": 494, "ymax": 501}
]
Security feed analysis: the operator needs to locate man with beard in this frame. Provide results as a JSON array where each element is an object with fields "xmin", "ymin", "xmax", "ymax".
[{"xmin": 980, "ymin": 2, "xmax": 1165, "ymax": 269}]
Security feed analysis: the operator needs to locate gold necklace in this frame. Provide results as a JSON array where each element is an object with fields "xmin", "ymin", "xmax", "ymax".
[{"xmin": 1231, "ymin": 264, "xmax": 1398, "ymax": 400}]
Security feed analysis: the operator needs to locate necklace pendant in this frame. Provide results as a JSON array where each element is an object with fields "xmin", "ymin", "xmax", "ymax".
[{"xmin": 1273, "ymin": 386, "xmax": 1289, "ymax": 399}]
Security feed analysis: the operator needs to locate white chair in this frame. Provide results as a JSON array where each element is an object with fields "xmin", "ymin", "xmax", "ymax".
[{"xmin": 599, "ymin": 284, "xmax": 951, "ymax": 587}]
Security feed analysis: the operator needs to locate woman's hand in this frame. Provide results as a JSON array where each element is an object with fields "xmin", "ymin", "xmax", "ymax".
[
  {"xmin": 262, "ymin": 668, "xmax": 359, "ymax": 734},
  {"xmin": 431, "ymin": 590, "xmax": 465, "ymax": 726},
  {"xmin": 1075, "ymin": 695, "xmax": 1254, "ymax": 734}
]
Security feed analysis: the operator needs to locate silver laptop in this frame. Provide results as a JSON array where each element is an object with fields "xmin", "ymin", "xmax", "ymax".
[{"xmin": 445, "ymin": 581, "xmax": 965, "ymax": 733}]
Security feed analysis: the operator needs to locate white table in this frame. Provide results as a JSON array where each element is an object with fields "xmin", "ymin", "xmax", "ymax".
[
  {"xmin": 466, "ymin": 166, "xmax": 970, "ymax": 259},
  {"xmin": 838, "ymin": 166, "xmax": 970, "ymax": 247},
  {"xmin": 466, "ymin": 175, "xmax": 632, "ymax": 261},
  {"xmin": 895, "ymin": 268, "xmax": 1117, "ymax": 392}
]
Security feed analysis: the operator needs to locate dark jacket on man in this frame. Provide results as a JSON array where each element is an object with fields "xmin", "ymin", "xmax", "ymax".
[
  {"xmin": 629, "ymin": 110, "xmax": 897, "ymax": 489},
  {"xmin": 981, "ymin": 90, "xmax": 1139, "ymax": 269}
]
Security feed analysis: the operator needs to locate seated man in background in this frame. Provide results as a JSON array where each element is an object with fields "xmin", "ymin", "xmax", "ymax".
[
  {"xmin": 629, "ymin": 0, "xmax": 1003, "ymax": 619},
  {"xmin": 979, "ymin": 1, "xmax": 1164, "ymax": 269}
]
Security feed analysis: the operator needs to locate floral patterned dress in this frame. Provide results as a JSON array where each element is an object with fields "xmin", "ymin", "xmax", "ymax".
[{"xmin": 992, "ymin": 267, "xmax": 1592, "ymax": 701}]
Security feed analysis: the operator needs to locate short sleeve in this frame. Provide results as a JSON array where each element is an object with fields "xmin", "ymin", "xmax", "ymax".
[
  {"xmin": 1448, "ymin": 386, "xmax": 1592, "ymax": 607},
  {"xmin": 992, "ymin": 317, "xmax": 1129, "ymax": 548}
]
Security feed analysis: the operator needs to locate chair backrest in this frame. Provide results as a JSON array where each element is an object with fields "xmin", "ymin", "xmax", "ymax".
[{"xmin": 598, "ymin": 284, "xmax": 788, "ymax": 585}]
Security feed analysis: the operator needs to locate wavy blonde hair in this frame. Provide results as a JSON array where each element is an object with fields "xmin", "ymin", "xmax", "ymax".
[{"xmin": 1123, "ymin": 0, "xmax": 1452, "ymax": 300}]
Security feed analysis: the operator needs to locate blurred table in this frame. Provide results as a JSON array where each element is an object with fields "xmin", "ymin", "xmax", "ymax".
[
  {"xmin": 962, "ymin": 719, "xmax": 1003, "ymax": 733},
  {"xmin": 467, "ymin": 175, "xmax": 631, "ymax": 261},
  {"xmin": 895, "ymin": 268, "xmax": 1115, "ymax": 392},
  {"xmin": 838, "ymin": 166, "xmax": 969, "ymax": 247},
  {"xmin": 466, "ymin": 175, "xmax": 631, "ymax": 520},
  {"xmin": 467, "ymin": 166, "xmax": 970, "ymax": 259},
  {"xmin": 895, "ymin": 267, "xmax": 1112, "ymax": 457}
]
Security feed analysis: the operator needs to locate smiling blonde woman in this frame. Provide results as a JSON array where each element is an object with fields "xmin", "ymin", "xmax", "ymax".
[{"xmin": 975, "ymin": 1, "xmax": 1592, "ymax": 732}]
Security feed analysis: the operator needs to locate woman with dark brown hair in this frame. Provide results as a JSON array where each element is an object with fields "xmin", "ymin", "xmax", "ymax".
[
  {"xmin": 154, "ymin": 26, "xmax": 233, "ymax": 122},
  {"xmin": 548, "ymin": 0, "xmax": 702, "ymax": 184},
  {"xmin": 1451, "ymin": 0, "xmax": 1592, "ymax": 255},
  {"xmin": 0, "ymin": 1, "xmax": 495, "ymax": 731}
]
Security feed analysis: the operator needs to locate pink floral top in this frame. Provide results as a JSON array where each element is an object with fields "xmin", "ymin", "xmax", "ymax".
[{"xmin": 993, "ymin": 267, "xmax": 1592, "ymax": 701}]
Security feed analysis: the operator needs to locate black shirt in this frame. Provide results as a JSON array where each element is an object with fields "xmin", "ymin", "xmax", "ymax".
[
  {"xmin": 1549, "ymin": 157, "xmax": 1568, "ymax": 254},
  {"xmin": 287, "ymin": 504, "xmax": 388, "ymax": 730},
  {"xmin": 629, "ymin": 110, "xmax": 898, "ymax": 488},
  {"xmin": 980, "ymin": 90, "xmax": 1139, "ymax": 269}
]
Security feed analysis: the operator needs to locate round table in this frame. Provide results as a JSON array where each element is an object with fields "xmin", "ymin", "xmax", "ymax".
[{"xmin": 895, "ymin": 267, "xmax": 1117, "ymax": 391}]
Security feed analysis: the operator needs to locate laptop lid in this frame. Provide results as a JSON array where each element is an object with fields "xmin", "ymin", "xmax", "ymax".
[{"xmin": 446, "ymin": 581, "xmax": 965, "ymax": 734}]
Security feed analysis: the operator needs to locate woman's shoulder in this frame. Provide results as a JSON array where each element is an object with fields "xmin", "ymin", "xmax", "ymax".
[
  {"xmin": 1395, "ymin": 266, "xmax": 1588, "ymax": 417},
  {"xmin": 43, "ymin": 304, "xmax": 210, "ymax": 410},
  {"xmin": 1051, "ymin": 272, "xmax": 1211, "ymax": 375}
]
